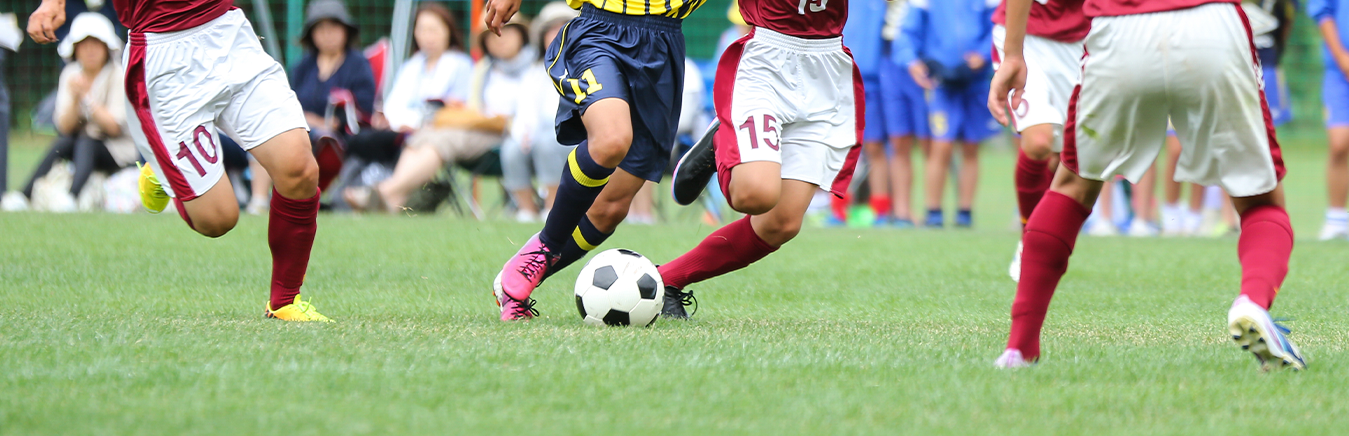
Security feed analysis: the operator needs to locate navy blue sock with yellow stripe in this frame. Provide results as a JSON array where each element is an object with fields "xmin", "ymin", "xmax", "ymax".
[
  {"xmin": 544, "ymin": 216, "xmax": 612, "ymax": 280},
  {"xmin": 539, "ymin": 141, "xmax": 615, "ymax": 253}
]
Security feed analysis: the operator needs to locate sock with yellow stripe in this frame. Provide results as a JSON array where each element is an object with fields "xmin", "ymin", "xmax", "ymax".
[
  {"xmin": 544, "ymin": 216, "xmax": 612, "ymax": 280},
  {"xmin": 540, "ymin": 141, "xmax": 615, "ymax": 253}
]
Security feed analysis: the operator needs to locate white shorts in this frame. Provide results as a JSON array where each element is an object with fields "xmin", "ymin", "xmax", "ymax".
[
  {"xmin": 1067, "ymin": 3, "xmax": 1284, "ymax": 197},
  {"xmin": 993, "ymin": 25, "xmax": 1083, "ymax": 151},
  {"xmin": 713, "ymin": 28, "xmax": 863, "ymax": 198},
  {"xmin": 124, "ymin": 9, "xmax": 307, "ymax": 201}
]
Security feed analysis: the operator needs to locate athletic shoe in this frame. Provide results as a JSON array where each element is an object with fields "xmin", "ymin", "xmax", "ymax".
[
  {"xmin": 494, "ymin": 272, "xmax": 539, "ymax": 320},
  {"xmin": 1008, "ymin": 241, "xmax": 1023, "ymax": 282},
  {"xmin": 1227, "ymin": 295, "xmax": 1306, "ymax": 371},
  {"xmin": 1085, "ymin": 218, "xmax": 1117, "ymax": 237},
  {"xmin": 498, "ymin": 233, "xmax": 559, "ymax": 302},
  {"xmin": 265, "ymin": 295, "xmax": 333, "ymax": 322},
  {"xmin": 661, "ymin": 286, "xmax": 697, "ymax": 320},
  {"xmin": 672, "ymin": 119, "xmax": 720, "ymax": 206},
  {"xmin": 1127, "ymin": 219, "xmax": 1159, "ymax": 237},
  {"xmin": 994, "ymin": 349, "xmax": 1034, "ymax": 368},
  {"xmin": 872, "ymin": 216, "xmax": 892, "ymax": 228},
  {"xmin": 955, "ymin": 210, "xmax": 973, "ymax": 228},
  {"xmin": 924, "ymin": 210, "xmax": 943, "ymax": 228},
  {"xmin": 823, "ymin": 215, "xmax": 847, "ymax": 227},
  {"xmin": 1317, "ymin": 221, "xmax": 1349, "ymax": 241},
  {"xmin": 0, "ymin": 191, "xmax": 28, "ymax": 212},
  {"xmin": 891, "ymin": 218, "xmax": 916, "ymax": 229},
  {"xmin": 138, "ymin": 163, "xmax": 169, "ymax": 214}
]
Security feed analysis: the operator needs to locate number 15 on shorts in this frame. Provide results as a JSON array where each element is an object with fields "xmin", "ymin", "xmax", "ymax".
[{"xmin": 736, "ymin": 114, "xmax": 782, "ymax": 162}]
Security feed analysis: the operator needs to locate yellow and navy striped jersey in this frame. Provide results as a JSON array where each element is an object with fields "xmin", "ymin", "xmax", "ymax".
[{"xmin": 566, "ymin": 0, "xmax": 708, "ymax": 19}]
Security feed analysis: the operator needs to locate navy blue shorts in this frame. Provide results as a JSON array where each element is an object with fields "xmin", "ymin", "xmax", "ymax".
[{"xmin": 545, "ymin": 5, "xmax": 685, "ymax": 182}]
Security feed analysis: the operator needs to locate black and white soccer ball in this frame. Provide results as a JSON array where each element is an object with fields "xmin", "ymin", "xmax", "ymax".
[{"xmin": 573, "ymin": 248, "xmax": 663, "ymax": 326}]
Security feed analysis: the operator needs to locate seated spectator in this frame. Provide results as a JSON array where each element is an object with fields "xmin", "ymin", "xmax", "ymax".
[
  {"xmin": 500, "ymin": 2, "xmax": 576, "ymax": 222},
  {"xmin": 248, "ymin": 0, "xmax": 375, "ymax": 214},
  {"xmin": 16, "ymin": 13, "xmax": 133, "ymax": 212},
  {"xmin": 342, "ymin": 2, "xmax": 473, "ymax": 209},
  {"xmin": 351, "ymin": 14, "xmax": 534, "ymax": 213}
]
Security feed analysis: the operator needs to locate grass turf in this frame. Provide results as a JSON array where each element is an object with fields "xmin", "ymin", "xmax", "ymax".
[{"xmin": 1, "ymin": 139, "xmax": 1347, "ymax": 434}]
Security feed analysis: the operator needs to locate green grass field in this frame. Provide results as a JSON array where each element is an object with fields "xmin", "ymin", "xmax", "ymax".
[{"xmin": 2, "ymin": 135, "xmax": 1347, "ymax": 435}]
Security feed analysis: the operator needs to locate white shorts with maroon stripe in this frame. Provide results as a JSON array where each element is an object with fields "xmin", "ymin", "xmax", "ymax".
[
  {"xmin": 1066, "ymin": 3, "xmax": 1284, "ymax": 197},
  {"xmin": 713, "ymin": 28, "xmax": 863, "ymax": 198},
  {"xmin": 124, "ymin": 9, "xmax": 306, "ymax": 201},
  {"xmin": 993, "ymin": 25, "xmax": 1084, "ymax": 151}
]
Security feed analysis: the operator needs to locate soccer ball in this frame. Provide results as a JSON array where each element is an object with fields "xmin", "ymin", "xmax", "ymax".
[{"xmin": 573, "ymin": 249, "xmax": 663, "ymax": 326}]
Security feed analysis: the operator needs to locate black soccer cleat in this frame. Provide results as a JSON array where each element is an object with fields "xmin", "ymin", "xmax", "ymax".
[
  {"xmin": 671, "ymin": 119, "xmax": 720, "ymax": 206},
  {"xmin": 661, "ymin": 286, "xmax": 698, "ymax": 320}
]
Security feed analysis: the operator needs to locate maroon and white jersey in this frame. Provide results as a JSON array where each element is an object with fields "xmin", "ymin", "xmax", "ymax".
[
  {"xmin": 737, "ymin": 0, "xmax": 849, "ymax": 39},
  {"xmin": 994, "ymin": 0, "xmax": 1090, "ymax": 42},
  {"xmin": 112, "ymin": 0, "xmax": 232, "ymax": 33},
  {"xmin": 1084, "ymin": 0, "xmax": 1237, "ymax": 17}
]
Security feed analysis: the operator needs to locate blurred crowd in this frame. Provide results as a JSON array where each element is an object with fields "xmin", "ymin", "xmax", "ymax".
[{"xmin": 4, "ymin": 0, "xmax": 1349, "ymax": 240}]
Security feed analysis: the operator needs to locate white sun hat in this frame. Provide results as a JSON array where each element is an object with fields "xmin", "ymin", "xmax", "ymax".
[{"xmin": 57, "ymin": 12, "xmax": 123, "ymax": 62}]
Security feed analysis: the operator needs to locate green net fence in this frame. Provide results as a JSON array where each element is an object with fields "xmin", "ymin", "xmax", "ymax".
[{"xmin": 0, "ymin": 0, "xmax": 1331, "ymax": 141}]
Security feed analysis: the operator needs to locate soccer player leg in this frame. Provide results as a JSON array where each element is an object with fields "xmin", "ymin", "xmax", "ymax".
[
  {"xmin": 861, "ymin": 80, "xmax": 891, "ymax": 224},
  {"xmin": 1003, "ymin": 24, "xmax": 1169, "ymax": 364},
  {"xmin": 923, "ymin": 87, "xmax": 959, "ymax": 226},
  {"xmin": 1322, "ymin": 68, "xmax": 1349, "ymax": 239},
  {"xmin": 1169, "ymin": 4, "xmax": 1300, "ymax": 368},
  {"xmin": 217, "ymin": 59, "xmax": 324, "ymax": 319},
  {"xmin": 123, "ymin": 69, "xmax": 239, "ymax": 236}
]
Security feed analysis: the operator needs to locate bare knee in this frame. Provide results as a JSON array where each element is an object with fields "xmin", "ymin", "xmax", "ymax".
[
  {"xmin": 864, "ymin": 141, "xmax": 887, "ymax": 159},
  {"xmin": 730, "ymin": 188, "xmax": 779, "ymax": 215},
  {"xmin": 272, "ymin": 156, "xmax": 320, "ymax": 199},
  {"xmin": 588, "ymin": 196, "xmax": 632, "ymax": 230},
  {"xmin": 190, "ymin": 208, "xmax": 239, "ymax": 238},
  {"xmin": 586, "ymin": 129, "xmax": 633, "ymax": 168},
  {"xmin": 1330, "ymin": 142, "xmax": 1349, "ymax": 162},
  {"xmin": 751, "ymin": 213, "xmax": 802, "ymax": 246},
  {"xmin": 1022, "ymin": 131, "xmax": 1055, "ymax": 160}
]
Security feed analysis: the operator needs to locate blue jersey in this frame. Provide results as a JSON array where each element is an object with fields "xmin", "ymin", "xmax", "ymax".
[
  {"xmin": 842, "ymin": 0, "xmax": 888, "ymax": 80},
  {"xmin": 1308, "ymin": 0, "xmax": 1346, "ymax": 71},
  {"xmin": 893, "ymin": 0, "xmax": 996, "ymax": 72}
]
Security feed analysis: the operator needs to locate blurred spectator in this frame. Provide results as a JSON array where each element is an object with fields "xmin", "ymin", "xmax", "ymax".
[
  {"xmin": 12, "ymin": 13, "xmax": 132, "ymax": 212},
  {"xmin": 0, "ymin": 13, "xmax": 15, "ymax": 209},
  {"xmin": 1310, "ymin": 0, "xmax": 1349, "ymax": 239},
  {"xmin": 248, "ymin": 0, "xmax": 376, "ymax": 214},
  {"xmin": 500, "ymin": 2, "xmax": 576, "ymax": 223},
  {"xmin": 838, "ymin": 0, "xmax": 889, "ymax": 227},
  {"xmin": 342, "ymin": 2, "xmax": 473, "ymax": 209},
  {"xmin": 897, "ymin": 0, "xmax": 1000, "ymax": 228},
  {"xmin": 714, "ymin": 3, "xmax": 751, "ymax": 62},
  {"xmin": 352, "ymin": 13, "xmax": 532, "ymax": 213}
]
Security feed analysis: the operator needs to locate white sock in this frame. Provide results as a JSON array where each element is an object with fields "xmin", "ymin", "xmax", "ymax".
[{"xmin": 1327, "ymin": 208, "xmax": 1349, "ymax": 225}]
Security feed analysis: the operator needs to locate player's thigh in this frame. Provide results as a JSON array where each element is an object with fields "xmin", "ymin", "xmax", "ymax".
[
  {"xmin": 1168, "ymin": 4, "xmax": 1281, "ymax": 198},
  {"xmin": 713, "ymin": 68, "xmax": 790, "ymax": 206}
]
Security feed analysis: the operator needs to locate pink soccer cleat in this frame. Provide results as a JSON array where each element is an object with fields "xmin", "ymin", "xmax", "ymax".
[
  {"xmin": 994, "ymin": 349, "xmax": 1035, "ymax": 368},
  {"xmin": 494, "ymin": 272, "xmax": 539, "ymax": 321},
  {"xmin": 496, "ymin": 233, "xmax": 558, "ymax": 304}
]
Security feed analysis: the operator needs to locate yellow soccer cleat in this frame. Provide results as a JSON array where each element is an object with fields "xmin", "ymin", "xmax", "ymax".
[
  {"xmin": 265, "ymin": 295, "xmax": 333, "ymax": 323},
  {"xmin": 138, "ymin": 162, "xmax": 170, "ymax": 214}
]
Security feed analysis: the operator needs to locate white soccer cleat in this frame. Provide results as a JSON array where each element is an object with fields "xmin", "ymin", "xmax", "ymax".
[
  {"xmin": 1008, "ymin": 241, "xmax": 1023, "ymax": 283},
  {"xmin": 1127, "ymin": 219, "xmax": 1159, "ymax": 237},
  {"xmin": 1317, "ymin": 222, "xmax": 1349, "ymax": 241},
  {"xmin": 1085, "ymin": 219, "xmax": 1117, "ymax": 237},
  {"xmin": 994, "ymin": 349, "xmax": 1034, "ymax": 368},
  {"xmin": 1227, "ymin": 295, "xmax": 1306, "ymax": 371}
]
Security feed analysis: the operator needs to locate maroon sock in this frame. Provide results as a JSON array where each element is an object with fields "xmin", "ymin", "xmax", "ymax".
[
  {"xmin": 658, "ymin": 216, "xmax": 779, "ymax": 290},
  {"xmin": 1014, "ymin": 148, "xmax": 1054, "ymax": 227},
  {"xmin": 268, "ymin": 188, "xmax": 319, "ymax": 309},
  {"xmin": 870, "ymin": 195, "xmax": 892, "ymax": 218},
  {"xmin": 830, "ymin": 194, "xmax": 850, "ymax": 220},
  {"xmin": 1007, "ymin": 191, "xmax": 1090, "ymax": 360},
  {"xmin": 1237, "ymin": 205, "xmax": 1293, "ymax": 309}
]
